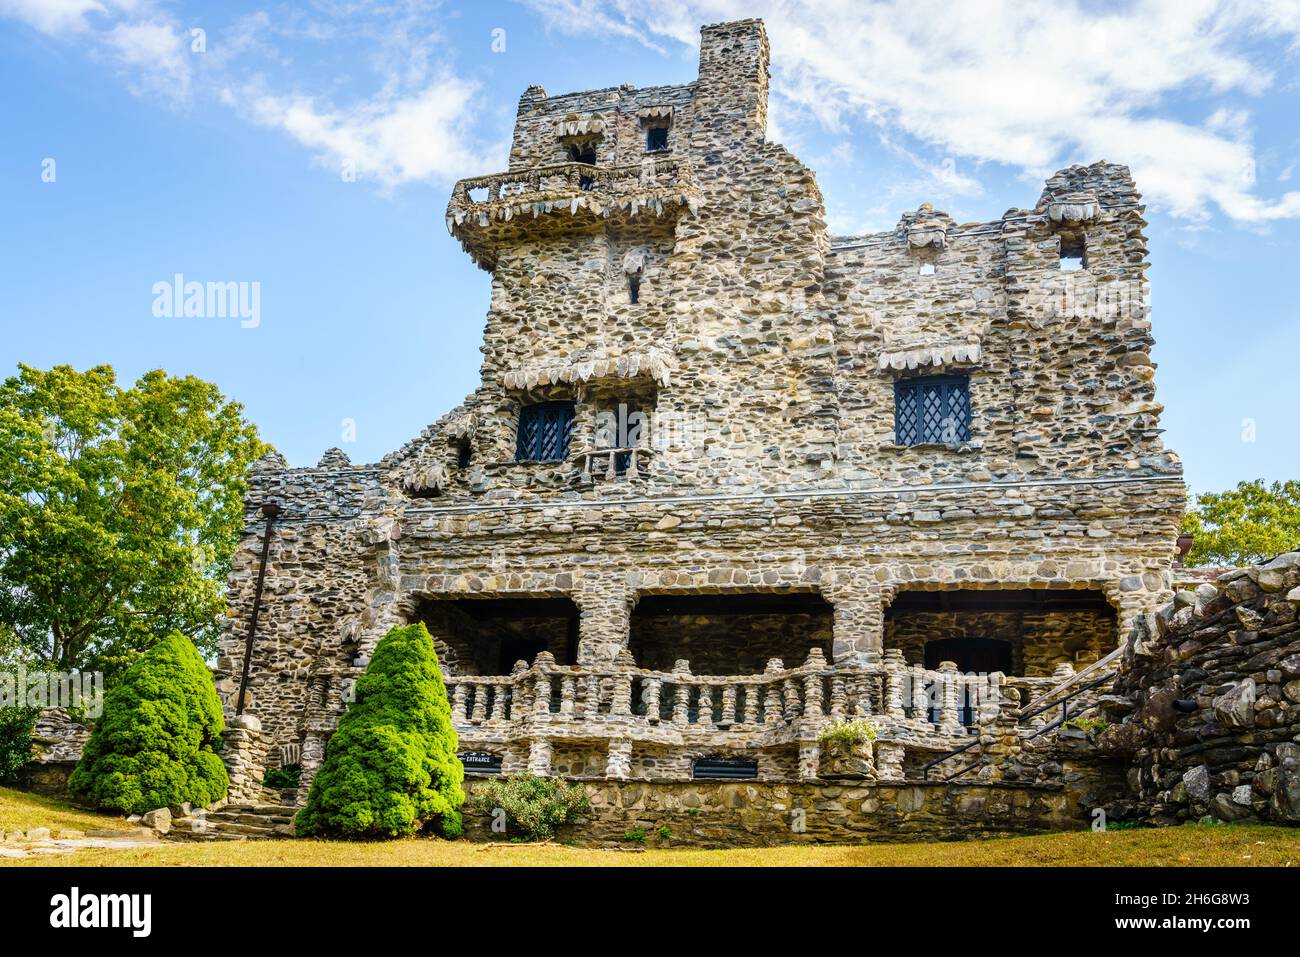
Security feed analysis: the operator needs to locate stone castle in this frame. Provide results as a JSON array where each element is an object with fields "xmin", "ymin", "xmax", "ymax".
[{"xmin": 212, "ymin": 19, "xmax": 1207, "ymax": 839}]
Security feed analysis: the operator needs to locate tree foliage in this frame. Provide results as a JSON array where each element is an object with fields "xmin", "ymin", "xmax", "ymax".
[
  {"xmin": 69, "ymin": 632, "xmax": 228, "ymax": 813},
  {"xmin": 0, "ymin": 364, "xmax": 268, "ymax": 675},
  {"xmin": 296, "ymin": 623, "xmax": 464, "ymax": 840},
  {"xmin": 1182, "ymin": 479, "xmax": 1300, "ymax": 567}
]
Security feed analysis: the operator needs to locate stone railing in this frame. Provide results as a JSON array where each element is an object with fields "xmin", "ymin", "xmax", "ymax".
[
  {"xmin": 449, "ymin": 157, "xmax": 694, "ymax": 216},
  {"xmin": 446, "ymin": 158, "xmax": 697, "ymax": 267},
  {"xmin": 445, "ymin": 648, "xmax": 1007, "ymax": 749},
  {"xmin": 574, "ymin": 446, "xmax": 655, "ymax": 482}
]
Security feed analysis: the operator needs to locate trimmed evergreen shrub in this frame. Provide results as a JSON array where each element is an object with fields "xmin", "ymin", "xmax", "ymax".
[
  {"xmin": 469, "ymin": 774, "xmax": 590, "ymax": 841},
  {"xmin": 68, "ymin": 632, "xmax": 228, "ymax": 813},
  {"xmin": 296, "ymin": 622, "xmax": 464, "ymax": 839},
  {"xmin": 0, "ymin": 704, "xmax": 38, "ymax": 784}
]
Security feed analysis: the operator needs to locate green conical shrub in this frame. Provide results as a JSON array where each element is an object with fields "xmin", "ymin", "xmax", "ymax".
[
  {"xmin": 296, "ymin": 622, "xmax": 464, "ymax": 839},
  {"xmin": 69, "ymin": 632, "xmax": 228, "ymax": 813}
]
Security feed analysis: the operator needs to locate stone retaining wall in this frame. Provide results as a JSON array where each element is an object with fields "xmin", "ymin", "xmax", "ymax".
[
  {"xmin": 1101, "ymin": 551, "xmax": 1300, "ymax": 825},
  {"xmin": 461, "ymin": 770, "xmax": 1123, "ymax": 847}
]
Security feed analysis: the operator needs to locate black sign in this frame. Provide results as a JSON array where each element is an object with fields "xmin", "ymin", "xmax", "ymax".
[{"xmin": 459, "ymin": 751, "xmax": 503, "ymax": 774}]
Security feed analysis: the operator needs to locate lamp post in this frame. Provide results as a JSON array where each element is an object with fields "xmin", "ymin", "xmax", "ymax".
[{"xmin": 235, "ymin": 501, "xmax": 281, "ymax": 715}]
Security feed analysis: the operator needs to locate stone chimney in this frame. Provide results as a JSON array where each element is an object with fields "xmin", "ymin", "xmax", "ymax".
[{"xmin": 693, "ymin": 19, "xmax": 770, "ymax": 150}]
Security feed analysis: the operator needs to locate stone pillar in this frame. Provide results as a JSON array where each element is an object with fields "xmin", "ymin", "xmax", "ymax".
[
  {"xmin": 827, "ymin": 586, "xmax": 884, "ymax": 667},
  {"xmin": 221, "ymin": 714, "xmax": 268, "ymax": 805},
  {"xmin": 527, "ymin": 738, "xmax": 553, "ymax": 777},
  {"xmin": 605, "ymin": 739, "xmax": 632, "ymax": 781},
  {"xmin": 295, "ymin": 729, "xmax": 327, "ymax": 808},
  {"xmin": 575, "ymin": 578, "xmax": 632, "ymax": 664},
  {"xmin": 876, "ymin": 741, "xmax": 905, "ymax": 781},
  {"xmin": 798, "ymin": 743, "xmax": 821, "ymax": 782}
]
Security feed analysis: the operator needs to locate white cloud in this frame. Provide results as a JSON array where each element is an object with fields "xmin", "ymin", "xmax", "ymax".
[
  {"xmin": 0, "ymin": 0, "xmax": 105, "ymax": 35},
  {"xmin": 523, "ymin": 0, "xmax": 1300, "ymax": 224},
  {"xmin": 102, "ymin": 19, "xmax": 191, "ymax": 102},
  {"xmin": 232, "ymin": 75, "xmax": 504, "ymax": 189},
  {"xmin": 1, "ymin": 2, "xmax": 501, "ymax": 189}
]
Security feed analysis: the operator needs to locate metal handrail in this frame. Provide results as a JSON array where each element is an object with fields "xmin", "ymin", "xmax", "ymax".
[
  {"xmin": 921, "ymin": 738, "xmax": 980, "ymax": 780},
  {"xmin": 1018, "ymin": 671, "xmax": 1115, "ymax": 724},
  {"xmin": 916, "ymin": 668, "xmax": 1117, "ymax": 782}
]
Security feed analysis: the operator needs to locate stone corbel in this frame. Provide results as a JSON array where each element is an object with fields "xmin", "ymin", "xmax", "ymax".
[
  {"xmin": 402, "ymin": 462, "xmax": 449, "ymax": 496},
  {"xmin": 502, "ymin": 345, "xmax": 675, "ymax": 391},
  {"xmin": 877, "ymin": 340, "xmax": 982, "ymax": 372},
  {"xmin": 905, "ymin": 203, "xmax": 951, "ymax": 250},
  {"xmin": 1046, "ymin": 190, "xmax": 1101, "ymax": 224},
  {"xmin": 557, "ymin": 114, "xmax": 606, "ymax": 137}
]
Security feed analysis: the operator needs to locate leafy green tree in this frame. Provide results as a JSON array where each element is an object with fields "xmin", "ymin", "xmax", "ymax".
[
  {"xmin": 1182, "ymin": 479, "xmax": 1300, "ymax": 566},
  {"xmin": 69, "ymin": 632, "xmax": 228, "ymax": 813},
  {"xmin": 0, "ymin": 626, "xmax": 40, "ymax": 784},
  {"xmin": 0, "ymin": 364, "xmax": 268, "ymax": 675},
  {"xmin": 297, "ymin": 623, "xmax": 464, "ymax": 840}
]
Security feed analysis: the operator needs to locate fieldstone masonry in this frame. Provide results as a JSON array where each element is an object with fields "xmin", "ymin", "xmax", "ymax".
[
  {"xmin": 212, "ymin": 18, "xmax": 1190, "ymax": 835},
  {"xmin": 1100, "ymin": 551, "xmax": 1300, "ymax": 825}
]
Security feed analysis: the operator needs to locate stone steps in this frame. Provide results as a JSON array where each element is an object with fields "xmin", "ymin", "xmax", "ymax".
[{"xmin": 167, "ymin": 803, "xmax": 299, "ymax": 842}]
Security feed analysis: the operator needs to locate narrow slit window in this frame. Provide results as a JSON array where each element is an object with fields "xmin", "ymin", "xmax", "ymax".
[
  {"xmin": 628, "ymin": 275, "xmax": 641, "ymax": 303},
  {"xmin": 515, "ymin": 401, "xmax": 575, "ymax": 462},
  {"xmin": 456, "ymin": 440, "xmax": 472, "ymax": 469},
  {"xmin": 918, "ymin": 262, "xmax": 936, "ymax": 276},
  {"xmin": 894, "ymin": 375, "xmax": 970, "ymax": 446}
]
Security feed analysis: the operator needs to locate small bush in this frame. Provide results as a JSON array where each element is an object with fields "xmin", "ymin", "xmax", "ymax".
[
  {"xmin": 817, "ymin": 717, "xmax": 880, "ymax": 748},
  {"xmin": 296, "ymin": 623, "xmax": 463, "ymax": 840},
  {"xmin": 470, "ymin": 774, "xmax": 590, "ymax": 841},
  {"xmin": 656, "ymin": 824, "xmax": 671, "ymax": 841},
  {"xmin": 69, "ymin": 633, "xmax": 228, "ymax": 813},
  {"xmin": 262, "ymin": 766, "xmax": 301, "ymax": 790},
  {"xmin": 1062, "ymin": 716, "xmax": 1108, "ymax": 734},
  {"xmin": 0, "ymin": 705, "xmax": 38, "ymax": 785},
  {"xmin": 624, "ymin": 827, "xmax": 646, "ymax": 845}
]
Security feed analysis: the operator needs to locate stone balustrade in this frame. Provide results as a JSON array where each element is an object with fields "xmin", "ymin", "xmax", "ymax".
[
  {"xmin": 444, "ymin": 648, "xmax": 1014, "ymax": 781},
  {"xmin": 446, "ymin": 158, "xmax": 698, "ymax": 268}
]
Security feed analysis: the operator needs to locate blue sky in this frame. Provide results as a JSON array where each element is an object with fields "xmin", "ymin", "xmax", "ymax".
[{"xmin": 1, "ymin": 0, "xmax": 1297, "ymax": 495}]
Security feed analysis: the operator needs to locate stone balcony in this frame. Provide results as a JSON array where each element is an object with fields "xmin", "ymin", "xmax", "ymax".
[
  {"xmin": 446, "ymin": 157, "xmax": 699, "ymax": 269},
  {"xmin": 444, "ymin": 649, "xmax": 1073, "ymax": 783}
]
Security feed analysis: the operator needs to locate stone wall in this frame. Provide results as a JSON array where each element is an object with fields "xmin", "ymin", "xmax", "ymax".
[
  {"xmin": 19, "ymin": 708, "xmax": 91, "ymax": 798},
  {"xmin": 461, "ymin": 775, "xmax": 1115, "ymax": 847},
  {"xmin": 1101, "ymin": 552, "xmax": 1300, "ymax": 825}
]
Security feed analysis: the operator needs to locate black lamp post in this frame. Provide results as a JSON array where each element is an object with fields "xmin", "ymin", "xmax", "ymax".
[{"xmin": 235, "ymin": 501, "xmax": 282, "ymax": 715}]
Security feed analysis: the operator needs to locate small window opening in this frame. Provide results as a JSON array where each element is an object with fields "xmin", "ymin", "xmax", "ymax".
[
  {"xmin": 456, "ymin": 440, "xmax": 472, "ymax": 469},
  {"xmin": 567, "ymin": 141, "xmax": 597, "ymax": 190},
  {"xmin": 467, "ymin": 185, "xmax": 489, "ymax": 203},
  {"xmin": 918, "ymin": 262, "xmax": 936, "ymax": 277},
  {"xmin": 645, "ymin": 123, "xmax": 670, "ymax": 153},
  {"xmin": 1059, "ymin": 235, "xmax": 1087, "ymax": 271},
  {"xmin": 628, "ymin": 275, "xmax": 641, "ymax": 304}
]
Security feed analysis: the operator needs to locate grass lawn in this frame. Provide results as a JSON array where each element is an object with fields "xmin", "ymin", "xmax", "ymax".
[
  {"xmin": 1, "ymin": 787, "xmax": 1297, "ymax": 866},
  {"xmin": 0, "ymin": 786, "xmax": 134, "ymax": 836}
]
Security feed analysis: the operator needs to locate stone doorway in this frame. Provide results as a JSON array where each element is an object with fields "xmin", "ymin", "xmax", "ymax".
[{"xmin": 885, "ymin": 587, "xmax": 1117, "ymax": 677}]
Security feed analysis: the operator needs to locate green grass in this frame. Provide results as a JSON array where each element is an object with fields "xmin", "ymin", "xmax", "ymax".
[
  {"xmin": 0, "ymin": 786, "xmax": 134, "ymax": 836},
  {"xmin": 2, "ymin": 786, "xmax": 1296, "ymax": 866}
]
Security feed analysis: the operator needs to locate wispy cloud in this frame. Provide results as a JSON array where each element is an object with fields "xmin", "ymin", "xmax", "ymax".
[
  {"xmin": 523, "ymin": 0, "xmax": 1300, "ymax": 225},
  {"xmin": 1, "ymin": 0, "xmax": 500, "ymax": 188}
]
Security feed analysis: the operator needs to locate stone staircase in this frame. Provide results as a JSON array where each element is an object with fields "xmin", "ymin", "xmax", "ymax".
[{"xmin": 168, "ymin": 802, "xmax": 297, "ymax": 842}]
